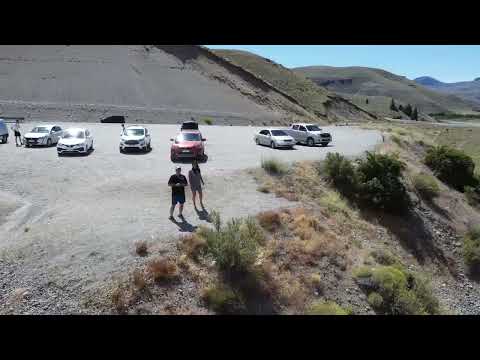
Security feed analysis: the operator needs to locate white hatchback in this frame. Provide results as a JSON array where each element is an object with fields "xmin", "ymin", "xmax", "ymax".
[
  {"xmin": 120, "ymin": 126, "xmax": 151, "ymax": 153},
  {"xmin": 57, "ymin": 128, "xmax": 94, "ymax": 156}
]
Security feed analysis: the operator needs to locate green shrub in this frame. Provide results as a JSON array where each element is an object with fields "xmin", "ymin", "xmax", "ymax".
[
  {"xmin": 354, "ymin": 265, "xmax": 440, "ymax": 315},
  {"xmin": 323, "ymin": 152, "xmax": 358, "ymax": 196},
  {"xmin": 202, "ymin": 117, "xmax": 214, "ymax": 125},
  {"xmin": 424, "ymin": 146, "xmax": 477, "ymax": 191},
  {"xmin": 465, "ymin": 186, "xmax": 480, "ymax": 207},
  {"xmin": 306, "ymin": 301, "xmax": 349, "ymax": 315},
  {"xmin": 356, "ymin": 152, "xmax": 410, "ymax": 212},
  {"xmin": 368, "ymin": 292, "xmax": 383, "ymax": 308},
  {"xmin": 261, "ymin": 158, "xmax": 288, "ymax": 175},
  {"xmin": 202, "ymin": 284, "xmax": 245, "ymax": 314},
  {"xmin": 391, "ymin": 135, "xmax": 403, "ymax": 147},
  {"xmin": 463, "ymin": 225, "xmax": 480, "ymax": 273},
  {"xmin": 370, "ymin": 249, "xmax": 402, "ymax": 267},
  {"xmin": 199, "ymin": 214, "xmax": 261, "ymax": 274},
  {"xmin": 413, "ymin": 173, "xmax": 440, "ymax": 200}
]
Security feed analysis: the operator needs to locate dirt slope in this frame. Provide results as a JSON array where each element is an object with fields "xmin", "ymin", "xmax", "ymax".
[
  {"xmin": 0, "ymin": 45, "xmax": 315, "ymax": 124},
  {"xmin": 212, "ymin": 49, "xmax": 377, "ymax": 123},
  {"xmin": 295, "ymin": 66, "xmax": 475, "ymax": 115}
]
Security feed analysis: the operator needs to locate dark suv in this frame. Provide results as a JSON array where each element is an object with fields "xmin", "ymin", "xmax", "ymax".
[{"xmin": 181, "ymin": 121, "xmax": 199, "ymax": 131}]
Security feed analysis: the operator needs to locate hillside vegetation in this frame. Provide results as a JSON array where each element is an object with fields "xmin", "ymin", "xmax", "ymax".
[
  {"xmin": 213, "ymin": 49, "xmax": 377, "ymax": 123},
  {"xmin": 294, "ymin": 66, "xmax": 475, "ymax": 117}
]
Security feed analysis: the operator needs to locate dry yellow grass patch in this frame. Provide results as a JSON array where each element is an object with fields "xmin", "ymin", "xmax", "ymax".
[
  {"xmin": 146, "ymin": 257, "xmax": 179, "ymax": 282},
  {"xmin": 257, "ymin": 210, "xmax": 282, "ymax": 233},
  {"xmin": 178, "ymin": 233, "xmax": 206, "ymax": 260}
]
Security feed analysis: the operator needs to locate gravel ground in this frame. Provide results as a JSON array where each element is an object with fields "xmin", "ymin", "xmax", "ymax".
[{"xmin": 0, "ymin": 123, "xmax": 380, "ymax": 314}]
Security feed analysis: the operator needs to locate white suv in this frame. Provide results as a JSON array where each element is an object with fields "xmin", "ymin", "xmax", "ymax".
[
  {"xmin": 120, "ymin": 126, "xmax": 151, "ymax": 153},
  {"xmin": 287, "ymin": 123, "xmax": 332, "ymax": 147}
]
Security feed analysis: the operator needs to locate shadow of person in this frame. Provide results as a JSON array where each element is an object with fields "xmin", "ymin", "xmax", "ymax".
[
  {"xmin": 169, "ymin": 215, "xmax": 198, "ymax": 233},
  {"xmin": 195, "ymin": 207, "xmax": 211, "ymax": 222}
]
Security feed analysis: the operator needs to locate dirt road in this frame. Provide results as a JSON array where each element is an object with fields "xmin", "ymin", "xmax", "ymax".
[{"xmin": 0, "ymin": 123, "xmax": 380, "ymax": 313}]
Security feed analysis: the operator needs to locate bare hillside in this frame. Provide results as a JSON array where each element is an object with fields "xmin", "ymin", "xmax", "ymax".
[{"xmin": 0, "ymin": 45, "xmax": 316, "ymax": 124}]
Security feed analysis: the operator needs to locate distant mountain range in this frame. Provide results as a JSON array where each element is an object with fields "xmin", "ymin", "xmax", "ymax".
[{"xmin": 414, "ymin": 76, "xmax": 480, "ymax": 108}]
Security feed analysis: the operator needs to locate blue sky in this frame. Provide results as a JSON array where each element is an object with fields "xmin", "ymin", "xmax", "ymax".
[{"xmin": 206, "ymin": 45, "xmax": 480, "ymax": 83}]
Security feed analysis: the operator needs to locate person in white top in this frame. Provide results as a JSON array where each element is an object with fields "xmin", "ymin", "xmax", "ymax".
[{"xmin": 11, "ymin": 120, "xmax": 23, "ymax": 146}]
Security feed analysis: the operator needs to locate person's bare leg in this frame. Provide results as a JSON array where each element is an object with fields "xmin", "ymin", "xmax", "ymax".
[
  {"xmin": 179, "ymin": 203, "xmax": 184, "ymax": 217},
  {"xmin": 192, "ymin": 191, "xmax": 197, "ymax": 209},
  {"xmin": 169, "ymin": 204, "xmax": 175, "ymax": 219},
  {"xmin": 199, "ymin": 190, "xmax": 204, "ymax": 209}
]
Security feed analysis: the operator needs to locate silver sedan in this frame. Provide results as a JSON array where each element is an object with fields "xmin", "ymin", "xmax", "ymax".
[{"xmin": 254, "ymin": 128, "xmax": 296, "ymax": 149}]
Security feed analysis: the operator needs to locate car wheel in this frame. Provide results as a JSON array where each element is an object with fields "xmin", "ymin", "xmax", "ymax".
[
  {"xmin": 307, "ymin": 137, "xmax": 314, "ymax": 147},
  {"xmin": 321, "ymin": 143, "xmax": 328, "ymax": 147},
  {"xmin": 47, "ymin": 138, "xmax": 52, "ymax": 147},
  {"xmin": 271, "ymin": 141, "xmax": 276, "ymax": 149},
  {"xmin": 171, "ymin": 154, "xmax": 176, "ymax": 162},
  {"xmin": 255, "ymin": 138, "xmax": 259, "ymax": 145},
  {"xmin": 120, "ymin": 147, "xmax": 124, "ymax": 153}
]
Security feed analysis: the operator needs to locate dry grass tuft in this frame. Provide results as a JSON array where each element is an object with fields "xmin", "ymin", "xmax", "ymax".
[
  {"xmin": 135, "ymin": 241, "xmax": 148, "ymax": 257},
  {"xmin": 179, "ymin": 233, "xmax": 206, "ymax": 260},
  {"xmin": 146, "ymin": 257, "xmax": 179, "ymax": 282},
  {"xmin": 111, "ymin": 285, "xmax": 128, "ymax": 314},
  {"xmin": 132, "ymin": 269, "xmax": 147, "ymax": 290},
  {"xmin": 257, "ymin": 210, "xmax": 282, "ymax": 233}
]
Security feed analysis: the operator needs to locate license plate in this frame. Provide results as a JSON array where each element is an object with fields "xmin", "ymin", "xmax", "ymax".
[{"xmin": 182, "ymin": 150, "xmax": 191, "ymax": 153}]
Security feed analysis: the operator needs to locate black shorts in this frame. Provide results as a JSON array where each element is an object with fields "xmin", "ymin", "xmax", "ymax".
[
  {"xmin": 14, "ymin": 131, "xmax": 21, "ymax": 137},
  {"xmin": 172, "ymin": 194, "xmax": 186, "ymax": 205}
]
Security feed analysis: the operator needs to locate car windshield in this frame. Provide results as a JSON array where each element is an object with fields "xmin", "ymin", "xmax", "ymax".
[
  {"xmin": 271, "ymin": 130, "xmax": 288, "ymax": 136},
  {"xmin": 177, "ymin": 133, "xmax": 201, "ymax": 142},
  {"xmin": 31, "ymin": 127, "xmax": 49, "ymax": 133},
  {"xmin": 63, "ymin": 130, "xmax": 85, "ymax": 139},
  {"xmin": 125, "ymin": 129, "xmax": 144, "ymax": 136},
  {"xmin": 306, "ymin": 125, "xmax": 321, "ymax": 131}
]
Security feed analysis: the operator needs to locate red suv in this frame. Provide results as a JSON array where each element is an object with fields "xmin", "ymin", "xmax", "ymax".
[{"xmin": 170, "ymin": 130, "xmax": 206, "ymax": 162}]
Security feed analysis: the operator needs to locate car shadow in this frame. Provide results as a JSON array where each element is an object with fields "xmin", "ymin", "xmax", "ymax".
[
  {"xmin": 256, "ymin": 144, "xmax": 297, "ymax": 150},
  {"xmin": 171, "ymin": 155, "xmax": 209, "ymax": 164},
  {"xmin": 58, "ymin": 148, "xmax": 95, "ymax": 157},
  {"xmin": 295, "ymin": 143, "xmax": 331, "ymax": 148},
  {"xmin": 169, "ymin": 216, "xmax": 198, "ymax": 233},
  {"xmin": 121, "ymin": 147, "xmax": 153, "ymax": 155}
]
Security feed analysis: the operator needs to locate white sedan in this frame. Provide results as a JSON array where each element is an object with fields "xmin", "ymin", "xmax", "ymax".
[
  {"xmin": 120, "ymin": 126, "xmax": 151, "ymax": 153},
  {"xmin": 57, "ymin": 128, "xmax": 94, "ymax": 156},
  {"xmin": 24, "ymin": 124, "xmax": 63, "ymax": 147},
  {"xmin": 254, "ymin": 129, "xmax": 296, "ymax": 149}
]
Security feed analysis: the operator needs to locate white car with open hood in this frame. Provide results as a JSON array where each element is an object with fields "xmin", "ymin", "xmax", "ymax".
[
  {"xmin": 57, "ymin": 128, "xmax": 94, "ymax": 156},
  {"xmin": 120, "ymin": 126, "xmax": 151, "ymax": 153},
  {"xmin": 24, "ymin": 124, "xmax": 63, "ymax": 147}
]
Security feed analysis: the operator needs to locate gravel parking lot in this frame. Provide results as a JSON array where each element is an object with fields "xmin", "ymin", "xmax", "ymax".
[{"xmin": 0, "ymin": 123, "xmax": 380, "ymax": 313}]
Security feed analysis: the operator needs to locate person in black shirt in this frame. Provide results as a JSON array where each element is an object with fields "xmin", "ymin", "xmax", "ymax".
[{"xmin": 168, "ymin": 166, "xmax": 188, "ymax": 220}]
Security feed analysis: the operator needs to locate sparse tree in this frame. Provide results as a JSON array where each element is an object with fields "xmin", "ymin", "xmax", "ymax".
[
  {"xmin": 398, "ymin": 104, "xmax": 404, "ymax": 112},
  {"xmin": 403, "ymin": 104, "xmax": 413, "ymax": 117},
  {"xmin": 390, "ymin": 98, "xmax": 398, "ymax": 111},
  {"xmin": 412, "ymin": 107, "xmax": 418, "ymax": 121}
]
